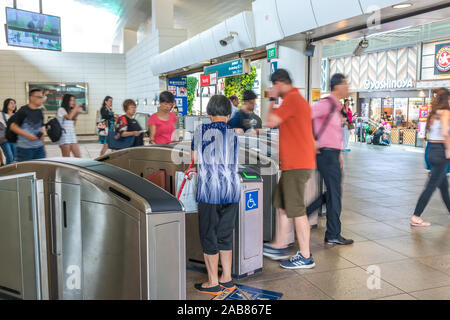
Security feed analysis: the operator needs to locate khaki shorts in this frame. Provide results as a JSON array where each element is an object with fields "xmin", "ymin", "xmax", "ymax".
[{"xmin": 273, "ymin": 169, "xmax": 313, "ymax": 218}]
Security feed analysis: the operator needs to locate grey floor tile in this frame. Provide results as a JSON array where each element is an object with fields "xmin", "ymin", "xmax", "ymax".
[
  {"xmin": 329, "ymin": 241, "xmax": 408, "ymax": 266},
  {"xmin": 415, "ymin": 254, "xmax": 450, "ymax": 276},
  {"xmin": 303, "ymin": 267, "xmax": 403, "ymax": 300},
  {"xmin": 361, "ymin": 260, "xmax": 450, "ymax": 293},
  {"xmin": 409, "ymin": 286, "xmax": 450, "ymax": 300},
  {"xmin": 376, "ymin": 294, "xmax": 417, "ymax": 300},
  {"xmin": 375, "ymin": 236, "xmax": 450, "ymax": 258},
  {"xmin": 344, "ymin": 222, "xmax": 409, "ymax": 240}
]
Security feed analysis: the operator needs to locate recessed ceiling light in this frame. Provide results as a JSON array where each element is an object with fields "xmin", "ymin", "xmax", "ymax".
[
  {"xmin": 244, "ymin": 49, "xmax": 254, "ymax": 52},
  {"xmin": 392, "ymin": 3, "xmax": 413, "ymax": 9}
]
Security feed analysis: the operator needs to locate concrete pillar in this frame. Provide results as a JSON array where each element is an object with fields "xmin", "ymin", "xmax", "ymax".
[
  {"xmin": 122, "ymin": 28, "xmax": 137, "ymax": 53},
  {"xmin": 152, "ymin": 0, "xmax": 174, "ymax": 31},
  {"xmin": 276, "ymin": 40, "xmax": 307, "ymax": 94}
]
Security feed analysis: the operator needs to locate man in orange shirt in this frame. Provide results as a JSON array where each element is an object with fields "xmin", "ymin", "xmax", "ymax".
[{"xmin": 264, "ymin": 69, "xmax": 316, "ymax": 269}]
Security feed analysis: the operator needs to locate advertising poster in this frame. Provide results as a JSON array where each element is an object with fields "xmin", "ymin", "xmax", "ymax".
[
  {"xmin": 168, "ymin": 76, "xmax": 187, "ymax": 116},
  {"xmin": 418, "ymin": 105, "xmax": 429, "ymax": 139},
  {"xmin": 434, "ymin": 42, "xmax": 450, "ymax": 75}
]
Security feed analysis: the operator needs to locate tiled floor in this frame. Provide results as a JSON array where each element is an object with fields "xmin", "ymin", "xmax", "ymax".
[{"xmin": 46, "ymin": 140, "xmax": 450, "ymax": 300}]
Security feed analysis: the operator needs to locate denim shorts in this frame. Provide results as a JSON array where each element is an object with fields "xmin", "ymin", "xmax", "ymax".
[{"xmin": 16, "ymin": 146, "xmax": 46, "ymax": 162}]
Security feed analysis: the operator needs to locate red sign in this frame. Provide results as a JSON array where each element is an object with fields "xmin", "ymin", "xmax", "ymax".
[{"xmin": 200, "ymin": 73, "xmax": 217, "ymax": 87}]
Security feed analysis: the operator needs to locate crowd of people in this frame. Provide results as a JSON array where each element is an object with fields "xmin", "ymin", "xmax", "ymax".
[{"xmin": 0, "ymin": 70, "xmax": 448, "ymax": 296}]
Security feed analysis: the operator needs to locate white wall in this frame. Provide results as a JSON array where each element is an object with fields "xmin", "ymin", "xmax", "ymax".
[
  {"xmin": 0, "ymin": 50, "xmax": 126, "ymax": 135},
  {"xmin": 126, "ymin": 28, "xmax": 187, "ymax": 114}
]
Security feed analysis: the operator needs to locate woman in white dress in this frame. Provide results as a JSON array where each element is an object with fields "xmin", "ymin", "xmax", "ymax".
[{"xmin": 57, "ymin": 94, "xmax": 83, "ymax": 158}]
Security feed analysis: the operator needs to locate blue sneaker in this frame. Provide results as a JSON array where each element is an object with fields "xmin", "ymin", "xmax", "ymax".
[
  {"xmin": 263, "ymin": 243, "xmax": 290, "ymax": 261},
  {"xmin": 280, "ymin": 251, "xmax": 315, "ymax": 269}
]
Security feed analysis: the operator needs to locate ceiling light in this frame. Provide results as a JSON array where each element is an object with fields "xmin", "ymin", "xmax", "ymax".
[
  {"xmin": 392, "ymin": 3, "xmax": 413, "ymax": 9},
  {"xmin": 244, "ymin": 49, "xmax": 254, "ymax": 52}
]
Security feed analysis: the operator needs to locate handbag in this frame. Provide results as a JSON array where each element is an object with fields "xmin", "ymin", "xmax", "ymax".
[{"xmin": 175, "ymin": 171, "xmax": 198, "ymax": 213}]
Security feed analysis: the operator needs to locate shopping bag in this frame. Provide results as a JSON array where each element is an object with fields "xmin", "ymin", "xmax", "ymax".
[
  {"xmin": 175, "ymin": 171, "xmax": 198, "ymax": 213},
  {"xmin": 96, "ymin": 119, "xmax": 109, "ymax": 136}
]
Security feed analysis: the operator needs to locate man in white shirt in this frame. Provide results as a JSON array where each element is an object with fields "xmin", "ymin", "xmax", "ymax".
[{"xmin": 229, "ymin": 95, "xmax": 239, "ymax": 118}]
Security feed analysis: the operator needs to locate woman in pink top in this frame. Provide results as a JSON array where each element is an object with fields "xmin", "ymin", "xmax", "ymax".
[{"xmin": 147, "ymin": 91, "xmax": 177, "ymax": 144}]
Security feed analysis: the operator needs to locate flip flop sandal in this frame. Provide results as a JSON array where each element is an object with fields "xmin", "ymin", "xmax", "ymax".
[
  {"xmin": 219, "ymin": 281, "xmax": 236, "ymax": 291},
  {"xmin": 410, "ymin": 220, "xmax": 431, "ymax": 227},
  {"xmin": 194, "ymin": 283, "xmax": 222, "ymax": 296}
]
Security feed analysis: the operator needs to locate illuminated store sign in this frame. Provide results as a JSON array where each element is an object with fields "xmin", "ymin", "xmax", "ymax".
[
  {"xmin": 434, "ymin": 43, "xmax": 450, "ymax": 75},
  {"xmin": 363, "ymin": 78, "xmax": 415, "ymax": 90}
]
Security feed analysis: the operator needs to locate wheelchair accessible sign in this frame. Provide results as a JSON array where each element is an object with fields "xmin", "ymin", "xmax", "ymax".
[{"xmin": 245, "ymin": 191, "xmax": 258, "ymax": 211}]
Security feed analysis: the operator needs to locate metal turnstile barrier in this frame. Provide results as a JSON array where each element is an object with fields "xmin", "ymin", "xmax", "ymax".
[
  {"xmin": 96, "ymin": 145, "xmax": 264, "ymax": 279},
  {"xmin": 0, "ymin": 158, "xmax": 185, "ymax": 300}
]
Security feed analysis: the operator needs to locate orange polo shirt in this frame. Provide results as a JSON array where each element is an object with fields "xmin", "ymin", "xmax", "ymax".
[{"xmin": 271, "ymin": 88, "xmax": 316, "ymax": 171}]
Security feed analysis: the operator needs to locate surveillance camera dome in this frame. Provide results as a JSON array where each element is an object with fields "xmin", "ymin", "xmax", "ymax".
[{"xmin": 220, "ymin": 40, "xmax": 228, "ymax": 47}]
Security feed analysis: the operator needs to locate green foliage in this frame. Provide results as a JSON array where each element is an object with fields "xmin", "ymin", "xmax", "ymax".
[
  {"xmin": 187, "ymin": 76, "xmax": 198, "ymax": 115},
  {"xmin": 224, "ymin": 66, "xmax": 257, "ymax": 106}
]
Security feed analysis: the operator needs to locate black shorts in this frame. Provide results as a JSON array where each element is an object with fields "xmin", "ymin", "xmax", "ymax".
[{"xmin": 198, "ymin": 202, "xmax": 239, "ymax": 255}]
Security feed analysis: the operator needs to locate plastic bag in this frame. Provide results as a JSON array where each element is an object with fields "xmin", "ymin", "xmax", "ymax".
[{"xmin": 175, "ymin": 171, "xmax": 198, "ymax": 213}]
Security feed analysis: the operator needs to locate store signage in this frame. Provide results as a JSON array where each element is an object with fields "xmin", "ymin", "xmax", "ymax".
[
  {"xmin": 418, "ymin": 105, "xmax": 429, "ymax": 139},
  {"xmin": 363, "ymin": 78, "xmax": 415, "ymax": 90},
  {"xmin": 266, "ymin": 43, "xmax": 278, "ymax": 60},
  {"xmin": 204, "ymin": 58, "xmax": 250, "ymax": 78},
  {"xmin": 434, "ymin": 42, "xmax": 450, "ymax": 75},
  {"xmin": 168, "ymin": 76, "xmax": 187, "ymax": 116},
  {"xmin": 270, "ymin": 61, "xmax": 278, "ymax": 75},
  {"xmin": 200, "ymin": 72, "xmax": 217, "ymax": 87}
]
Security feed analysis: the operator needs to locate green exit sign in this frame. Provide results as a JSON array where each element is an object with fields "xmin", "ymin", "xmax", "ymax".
[{"xmin": 267, "ymin": 47, "xmax": 277, "ymax": 59}]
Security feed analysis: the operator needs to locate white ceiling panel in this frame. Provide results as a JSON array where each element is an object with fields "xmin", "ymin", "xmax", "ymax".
[
  {"xmin": 359, "ymin": 0, "xmax": 405, "ymax": 13},
  {"xmin": 276, "ymin": 0, "xmax": 318, "ymax": 37},
  {"xmin": 199, "ymin": 29, "xmax": 219, "ymax": 62},
  {"xmin": 311, "ymin": 0, "xmax": 363, "ymax": 27},
  {"xmin": 252, "ymin": 0, "xmax": 285, "ymax": 47}
]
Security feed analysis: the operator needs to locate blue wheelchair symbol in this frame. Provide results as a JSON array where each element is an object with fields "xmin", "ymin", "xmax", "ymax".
[{"xmin": 245, "ymin": 191, "xmax": 258, "ymax": 211}]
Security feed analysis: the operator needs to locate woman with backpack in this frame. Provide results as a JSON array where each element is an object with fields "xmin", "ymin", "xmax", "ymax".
[
  {"xmin": 109, "ymin": 99, "xmax": 144, "ymax": 151},
  {"xmin": 57, "ymin": 94, "xmax": 83, "ymax": 158},
  {"xmin": 0, "ymin": 98, "xmax": 18, "ymax": 164}
]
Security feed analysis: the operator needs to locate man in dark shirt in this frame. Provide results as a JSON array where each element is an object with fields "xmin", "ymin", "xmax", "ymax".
[
  {"xmin": 10, "ymin": 88, "xmax": 46, "ymax": 162},
  {"xmin": 228, "ymin": 90, "xmax": 262, "ymax": 134}
]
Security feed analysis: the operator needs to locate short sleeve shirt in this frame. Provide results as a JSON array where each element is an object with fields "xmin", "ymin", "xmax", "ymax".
[
  {"xmin": 147, "ymin": 112, "xmax": 177, "ymax": 144},
  {"xmin": 271, "ymin": 88, "xmax": 316, "ymax": 171},
  {"xmin": 15, "ymin": 105, "xmax": 44, "ymax": 149},
  {"xmin": 191, "ymin": 122, "xmax": 241, "ymax": 204}
]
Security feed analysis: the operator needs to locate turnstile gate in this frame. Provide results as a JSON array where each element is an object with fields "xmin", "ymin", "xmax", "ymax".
[
  {"xmin": 0, "ymin": 158, "xmax": 185, "ymax": 300},
  {"xmin": 96, "ymin": 146, "xmax": 264, "ymax": 279}
]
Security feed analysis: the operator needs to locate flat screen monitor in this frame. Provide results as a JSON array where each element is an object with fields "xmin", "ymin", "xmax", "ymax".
[{"xmin": 5, "ymin": 7, "xmax": 61, "ymax": 51}]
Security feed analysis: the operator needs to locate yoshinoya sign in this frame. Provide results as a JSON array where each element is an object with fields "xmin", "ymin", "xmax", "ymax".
[
  {"xmin": 434, "ymin": 42, "xmax": 450, "ymax": 75},
  {"xmin": 363, "ymin": 78, "xmax": 415, "ymax": 90}
]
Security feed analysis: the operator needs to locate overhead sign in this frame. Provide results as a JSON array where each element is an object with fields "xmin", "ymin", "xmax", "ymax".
[
  {"xmin": 266, "ymin": 43, "xmax": 278, "ymax": 60},
  {"xmin": 434, "ymin": 42, "xmax": 450, "ymax": 75},
  {"xmin": 363, "ymin": 79, "xmax": 415, "ymax": 90},
  {"xmin": 168, "ymin": 76, "xmax": 187, "ymax": 116},
  {"xmin": 204, "ymin": 58, "xmax": 250, "ymax": 78},
  {"xmin": 270, "ymin": 61, "xmax": 278, "ymax": 75},
  {"xmin": 200, "ymin": 72, "xmax": 217, "ymax": 87}
]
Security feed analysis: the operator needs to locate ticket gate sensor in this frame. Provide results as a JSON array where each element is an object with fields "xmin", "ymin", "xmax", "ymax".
[
  {"xmin": 0, "ymin": 158, "xmax": 185, "ymax": 300},
  {"xmin": 97, "ymin": 146, "xmax": 264, "ymax": 279}
]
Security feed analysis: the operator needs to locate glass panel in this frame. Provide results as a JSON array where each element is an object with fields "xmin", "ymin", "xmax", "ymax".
[
  {"xmin": 393, "ymin": 98, "xmax": 408, "ymax": 128},
  {"xmin": 382, "ymin": 98, "xmax": 394, "ymax": 124},
  {"xmin": 369, "ymin": 98, "xmax": 382, "ymax": 122},
  {"xmin": 408, "ymin": 98, "xmax": 424, "ymax": 129}
]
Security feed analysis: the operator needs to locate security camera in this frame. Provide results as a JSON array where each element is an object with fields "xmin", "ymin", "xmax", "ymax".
[
  {"xmin": 353, "ymin": 37, "xmax": 369, "ymax": 56},
  {"xmin": 220, "ymin": 32, "xmax": 238, "ymax": 47}
]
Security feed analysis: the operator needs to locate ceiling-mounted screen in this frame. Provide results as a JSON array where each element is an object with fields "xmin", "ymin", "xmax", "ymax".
[{"xmin": 5, "ymin": 7, "xmax": 61, "ymax": 51}]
